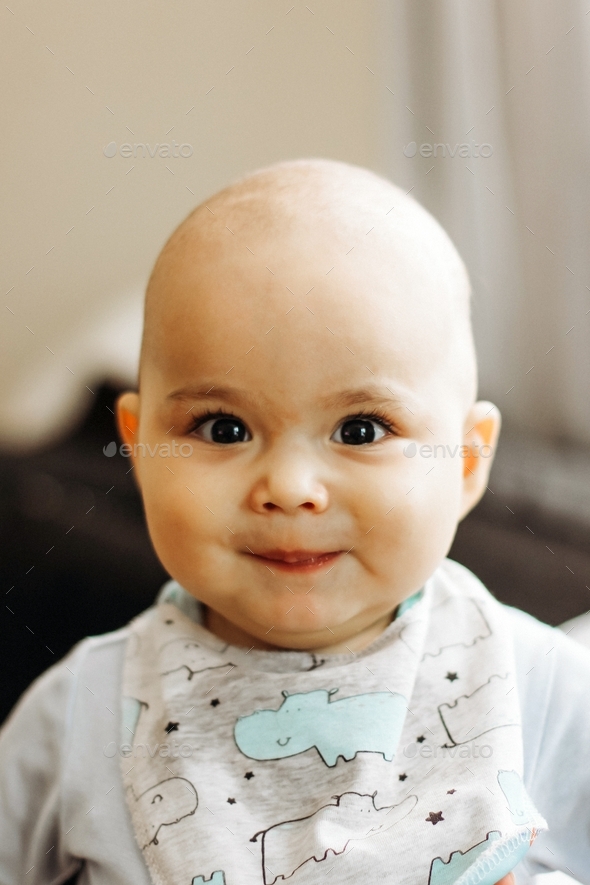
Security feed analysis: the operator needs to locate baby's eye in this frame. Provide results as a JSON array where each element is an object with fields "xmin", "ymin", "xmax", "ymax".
[
  {"xmin": 192, "ymin": 414, "xmax": 251, "ymax": 444},
  {"xmin": 331, "ymin": 417, "xmax": 390, "ymax": 446}
]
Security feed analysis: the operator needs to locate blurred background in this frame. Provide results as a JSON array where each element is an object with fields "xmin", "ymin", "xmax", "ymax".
[{"xmin": 3, "ymin": 0, "xmax": 590, "ymax": 724}]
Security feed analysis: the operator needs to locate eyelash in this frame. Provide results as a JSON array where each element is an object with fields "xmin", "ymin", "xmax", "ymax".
[
  {"xmin": 187, "ymin": 408, "xmax": 238, "ymax": 434},
  {"xmin": 338, "ymin": 409, "xmax": 399, "ymax": 435},
  {"xmin": 187, "ymin": 407, "xmax": 398, "ymax": 438}
]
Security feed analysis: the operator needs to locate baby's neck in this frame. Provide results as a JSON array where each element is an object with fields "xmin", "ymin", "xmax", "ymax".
[{"xmin": 203, "ymin": 607, "xmax": 394, "ymax": 655}]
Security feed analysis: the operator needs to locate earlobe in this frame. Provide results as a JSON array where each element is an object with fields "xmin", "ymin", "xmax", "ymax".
[
  {"xmin": 463, "ymin": 416, "xmax": 495, "ymax": 477},
  {"xmin": 460, "ymin": 401, "xmax": 501, "ymax": 519},
  {"xmin": 116, "ymin": 392, "xmax": 139, "ymax": 448},
  {"xmin": 115, "ymin": 392, "xmax": 141, "ymax": 483}
]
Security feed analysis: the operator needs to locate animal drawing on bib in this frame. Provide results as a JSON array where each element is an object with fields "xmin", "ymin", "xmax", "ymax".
[
  {"xmin": 251, "ymin": 791, "xmax": 418, "ymax": 885},
  {"xmin": 121, "ymin": 696, "xmax": 148, "ymax": 740},
  {"xmin": 401, "ymin": 596, "xmax": 492, "ymax": 659},
  {"xmin": 498, "ymin": 769, "xmax": 538, "ymax": 827},
  {"xmin": 191, "ymin": 872, "xmax": 226, "ymax": 885},
  {"xmin": 438, "ymin": 675, "xmax": 519, "ymax": 746},
  {"xmin": 234, "ymin": 688, "xmax": 408, "ymax": 767},
  {"xmin": 134, "ymin": 776, "xmax": 198, "ymax": 848},
  {"xmin": 158, "ymin": 637, "xmax": 236, "ymax": 681}
]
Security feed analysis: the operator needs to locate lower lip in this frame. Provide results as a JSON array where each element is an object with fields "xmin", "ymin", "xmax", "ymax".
[{"xmin": 250, "ymin": 551, "xmax": 343, "ymax": 573}]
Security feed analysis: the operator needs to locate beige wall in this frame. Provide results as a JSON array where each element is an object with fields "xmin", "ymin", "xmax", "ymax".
[{"xmin": 1, "ymin": 0, "xmax": 384, "ymax": 448}]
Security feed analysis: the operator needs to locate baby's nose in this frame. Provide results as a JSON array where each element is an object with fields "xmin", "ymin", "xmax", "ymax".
[{"xmin": 248, "ymin": 447, "xmax": 329, "ymax": 514}]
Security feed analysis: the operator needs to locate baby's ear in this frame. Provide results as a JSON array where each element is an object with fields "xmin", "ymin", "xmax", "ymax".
[
  {"xmin": 116, "ymin": 392, "xmax": 139, "ymax": 447},
  {"xmin": 459, "ymin": 401, "xmax": 501, "ymax": 519},
  {"xmin": 115, "ymin": 392, "xmax": 141, "ymax": 483}
]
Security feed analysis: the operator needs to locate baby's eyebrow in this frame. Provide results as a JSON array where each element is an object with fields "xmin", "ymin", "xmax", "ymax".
[
  {"xmin": 319, "ymin": 385, "xmax": 406, "ymax": 411},
  {"xmin": 166, "ymin": 384, "xmax": 269, "ymax": 409},
  {"xmin": 167, "ymin": 383, "xmax": 408, "ymax": 412}
]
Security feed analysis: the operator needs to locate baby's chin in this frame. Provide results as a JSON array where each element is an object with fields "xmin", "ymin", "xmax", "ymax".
[{"xmin": 205, "ymin": 602, "xmax": 394, "ymax": 654}]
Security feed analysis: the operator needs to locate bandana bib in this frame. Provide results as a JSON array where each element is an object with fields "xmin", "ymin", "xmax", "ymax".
[{"xmin": 120, "ymin": 559, "xmax": 546, "ymax": 885}]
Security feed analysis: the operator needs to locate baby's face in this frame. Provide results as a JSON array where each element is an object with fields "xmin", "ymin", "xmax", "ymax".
[{"xmin": 120, "ymin": 192, "xmax": 494, "ymax": 653}]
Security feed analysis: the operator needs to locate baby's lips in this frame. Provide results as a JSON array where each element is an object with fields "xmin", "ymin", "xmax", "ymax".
[{"xmin": 248, "ymin": 549, "xmax": 341, "ymax": 564}]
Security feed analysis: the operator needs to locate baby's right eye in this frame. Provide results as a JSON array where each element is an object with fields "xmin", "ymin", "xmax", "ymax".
[{"xmin": 192, "ymin": 413, "xmax": 251, "ymax": 444}]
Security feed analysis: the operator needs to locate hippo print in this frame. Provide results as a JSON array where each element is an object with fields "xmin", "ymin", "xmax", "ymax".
[
  {"xmin": 401, "ymin": 597, "xmax": 492, "ymax": 659},
  {"xmin": 191, "ymin": 873, "xmax": 226, "ymax": 885},
  {"xmin": 158, "ymin": 637, "xmax": 236, "ymax": 681},
  {"xmin": 135, "ymin": 776, "xmax": 198, "ymax": 848},
  {"xmin": 252, "ymin": 791, "xmax": 417, "ymax": 885},
  {"xmin": 498, "ymin": 769, "xmax": 539, "ymax": 827},
  {"xmin": 428, "ymin": 826, "xmax": 534, "ymax": 885},
  {"xmin": 234, "ymin": 688, "xmax": 408, "ymax": 767},
  {"xmin": 121, "ymin": 696, "xmax": 148, "ymax": 740},
  {"xmin": 438, "ymin": 675, "xmax": 519, "ymax": 746},
  {"xmin": 428, "ymin": 831, "xmax": 503, "ymax": 885}
]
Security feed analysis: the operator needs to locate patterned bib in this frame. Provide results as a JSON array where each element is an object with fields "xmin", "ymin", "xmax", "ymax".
[{"xmin": 120, "ymin": 559, "xmax": 546, "ymax": 885}]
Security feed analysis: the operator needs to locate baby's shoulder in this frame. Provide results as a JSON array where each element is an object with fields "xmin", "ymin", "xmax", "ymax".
[
  {"xmin": 53, "ymin": 620, "xmax": 132, "ymax": 696},
  {"xmin": 438, "ymin": 557, "xmax": 590, "ymax": 692},
  {"xmin": 2, "ymin": 620, "xmax": 134, "ymax": 744}
]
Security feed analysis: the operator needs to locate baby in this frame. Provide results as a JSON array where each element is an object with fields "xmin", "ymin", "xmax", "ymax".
[{"xmin": 1, "ymin": 159, "xmax": 589, "ymax": 885}]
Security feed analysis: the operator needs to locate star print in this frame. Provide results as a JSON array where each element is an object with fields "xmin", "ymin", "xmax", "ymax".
[
  {"xmin": 398, "ymin": 773, "xmax": 408, "ymax": 781},
  {"xmin": 210, "ymin": 699, "xmax": 220, "ymax": 707},
  {"xmin": 416, "ymin": 735, "xmax": 426, "ymax": 743},
  {"xmin": 426, "ymin": 811, "xmax": 444, "ymax": 825},
  {"xmin": 244, "ymin": 771, "xmax": 255, "ymax": 780},
  {"xmin": 445, "ymin": 672, "xmax": 458, "ymax": 682},
  {"xmin": 227, "ymin": 797, "xmax": 236, "ymax": 805},
  {"xmin": 165, "ymin": 721, "xmax": 179, "ymax": 734},
  {"xmin": 447, "ymin": 789, "xmax": 456, "ymax": 794}
]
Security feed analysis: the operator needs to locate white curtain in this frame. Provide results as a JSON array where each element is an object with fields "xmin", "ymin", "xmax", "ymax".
[{"xmin": 380, "ymin": 0, "xmax": 590, "ymax": 448}]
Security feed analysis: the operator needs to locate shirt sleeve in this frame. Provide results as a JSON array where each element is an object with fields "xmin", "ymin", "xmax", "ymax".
[
  {"xmin": 0, "ymin": 652, "xmax": 83, "ymax": 885},
  {"xmin": 509, "ymin": 607, "xmax": 590, "ymax": 883}
]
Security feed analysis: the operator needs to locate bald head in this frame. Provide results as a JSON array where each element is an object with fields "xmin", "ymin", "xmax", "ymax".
[{"xmin": 140, "ymin": 158, "xmax": 476, "ymax": 408}]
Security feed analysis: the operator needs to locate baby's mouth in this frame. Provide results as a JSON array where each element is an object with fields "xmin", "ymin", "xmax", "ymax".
[{"xmin": 247, "ymin": 549, "xmax": 343, "ymax": 573}]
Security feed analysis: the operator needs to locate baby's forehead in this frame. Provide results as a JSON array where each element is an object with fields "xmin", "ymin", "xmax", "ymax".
[
  {"xmin": 160, "ymin": 169, "xmax": 464, "ymax": 311},
  {"xmin": 179, "ymin": 160, "xmax": 460, "ymax": 260},
  {"xmin": 142, "ymin": 160, "xmax": 475, "ymax": 406}
]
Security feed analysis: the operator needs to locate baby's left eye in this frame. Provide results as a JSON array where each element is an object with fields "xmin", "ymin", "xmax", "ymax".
[
  {"xmin": 331, "ymin": 417, "xmax": 389, "ymax": 446},
  {"xmin": 192, "ymin": 414, "xmax": 251, "ymax": 444}
]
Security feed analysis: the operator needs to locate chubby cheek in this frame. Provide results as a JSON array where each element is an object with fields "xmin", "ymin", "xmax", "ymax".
[
  {"xmin": 138, "ymin": 460, "xmax": 228, "ymax": 586},
  {"xmin": 357, "ymin": 455, "xmax": 463, "ymax": 592}
]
